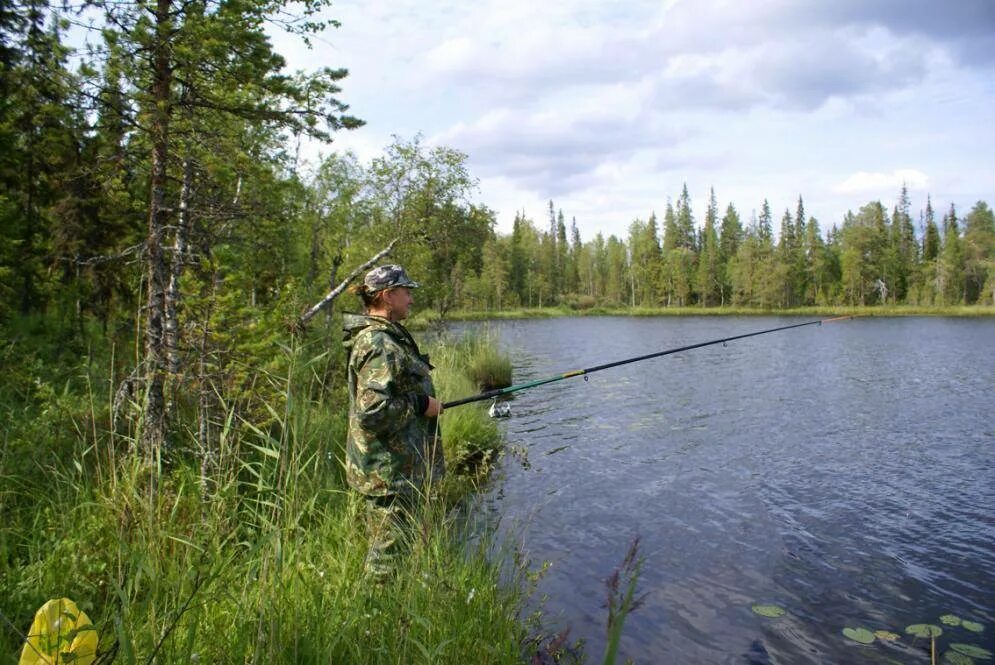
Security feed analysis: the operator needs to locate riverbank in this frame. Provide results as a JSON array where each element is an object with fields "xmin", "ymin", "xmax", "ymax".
[
  {"xmin": 0, "ymin": 324, "xmax": 607, "ymax": 664},
  {"xmin": 416, "ymin": 304, "xmax": 995, "ymax": 325}
]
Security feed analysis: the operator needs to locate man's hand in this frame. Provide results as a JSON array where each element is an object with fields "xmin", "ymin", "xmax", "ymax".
[{"xmin": 424, "ymin": 397, "xmax": 443, "ymax": 417}]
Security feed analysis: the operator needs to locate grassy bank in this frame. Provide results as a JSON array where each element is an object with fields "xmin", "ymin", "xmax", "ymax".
[
  {"xmin": 0, "ymin": 323, "xmax": 602, "ymax": 664},
  {"xmin": 421, "ymin": 304, "xmax": 995, "ymax": 323}
]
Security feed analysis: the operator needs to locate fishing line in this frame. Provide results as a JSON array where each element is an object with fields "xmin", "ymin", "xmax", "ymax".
[{"xmin": 443, "ymin": 316, "xmax": 855, "ymax": 411}]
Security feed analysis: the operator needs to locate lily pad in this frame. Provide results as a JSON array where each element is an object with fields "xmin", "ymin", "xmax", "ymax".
[
  {"xmin": 950, "ymin": 644, "xmax": 992, "ymax": 660},
  {"xmin": 943, "ymin": 652, "xmax": 976, "ymax": 665},
  {"xmin": 907, "ymin": 624, "xmax": 943, "ymax": 639},
  {"xmin": 752, "ymin": 604, "xmax": 786, "ymax": 618},
  {"xmin": 962, "ymin": 621, "xmax": 984, "ymax": 633},
  {"xmin": 942, "ymin": 615, "xmax": 963, "ymax": 626},
  {"xmin": 842, "ymin": 627, "xmax": 876, "ymax": 644},
  {"xmin": 874, "ymin": 630, "xmax": 901, "ymax": 641}
]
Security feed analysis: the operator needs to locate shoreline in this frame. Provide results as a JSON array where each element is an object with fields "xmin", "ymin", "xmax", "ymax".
[{"xmin": 415, "ymin": 304, "xmax": 995, "ymax": 325}]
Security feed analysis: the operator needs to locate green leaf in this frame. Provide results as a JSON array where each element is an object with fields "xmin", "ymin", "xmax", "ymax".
[
  {"xmin": 962, "ymin": 621, "xmax": 984, "ymax": 633},
  {"xmin": 942, "ymin": 614, "xmax": 963, "ymax": 626},
  {"xmin": 842, "ymin": 627, "xmax": 876, "ymax": 644},
  {"xmin": 751, "ymin": 604, "xmax": 785, "ymax": 618},
  {"xmin": 248, "ymin": 442, "xmax": 281, "ymax": 460},
  {"xmin": 950, "ymin": 644, "xmax": 993, "ymax": 660},
  {"xmin": 907, "ymin": 624, "xmax": 944, "ymax": 639},
  {"xmin": 943, "ymin": 651, "xmax": 976, "ymax": 665}
]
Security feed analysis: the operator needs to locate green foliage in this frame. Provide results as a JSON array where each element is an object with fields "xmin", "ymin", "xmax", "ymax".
[
  {"xmin": 432, "ymin": 335, "xmax": 506, "ymax": 478},
  {"xmin": 0, "ymin": 325, "xmax": 562, "ymax": 664},
  {"xmin": 907, "ymin": 624, "xmax": 944, "ymax": 638},
  {"xmin": 602, "ymin": 537, "xmax": 644, "ymax": 665},
  {"xmin": 950, "ymin": 643, "xmax": 992, "ymax": 659},
  {"xmin": 842, "ymin": 627, "xmax": 876, "ymax": 644},
  {"xmin": 460, "ymin": 338, "xmax": 513, "ymax": 391},
  {"xmin": 751, "ymin": 604, "xmax": 786, "ymax": 618}
]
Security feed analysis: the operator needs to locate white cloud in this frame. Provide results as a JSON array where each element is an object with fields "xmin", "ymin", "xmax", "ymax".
[
  {"xmin": 272, "ymin": 0, "xmax": 995, "ymax": 238},
  {"xmin": 835, "ymin": 170, "xmax": 930, "ymax": 195}
]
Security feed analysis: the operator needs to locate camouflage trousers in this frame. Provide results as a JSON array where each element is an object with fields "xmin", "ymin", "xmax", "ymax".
[{"xmin": 360, "ymin": 493, "xmax": 416, "ymax": 581}]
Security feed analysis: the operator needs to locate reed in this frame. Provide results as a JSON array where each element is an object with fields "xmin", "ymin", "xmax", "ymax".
[{"xmin": 0, "ymin": 321, "xmax": 643, "ymax": 664}]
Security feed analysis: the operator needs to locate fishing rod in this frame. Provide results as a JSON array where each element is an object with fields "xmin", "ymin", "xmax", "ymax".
[{"xmin": 443, "ymin": 315, "xmax": 854, "ymax": 411}]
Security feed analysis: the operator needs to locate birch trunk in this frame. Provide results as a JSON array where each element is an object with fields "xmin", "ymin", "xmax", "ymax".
[{"xmin": 166, "ymin": 151, "xmax": 193, "ymax": 375}]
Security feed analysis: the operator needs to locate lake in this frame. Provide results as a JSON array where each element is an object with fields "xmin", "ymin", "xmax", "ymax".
[{"xmin": 456, "ymin": 316, "xmax": 995, "ymax": 663}]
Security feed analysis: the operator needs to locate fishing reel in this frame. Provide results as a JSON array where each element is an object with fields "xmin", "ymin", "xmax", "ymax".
[{"xmin": 488, "ymin": 398, "xmax": 512, "ymax": 418}]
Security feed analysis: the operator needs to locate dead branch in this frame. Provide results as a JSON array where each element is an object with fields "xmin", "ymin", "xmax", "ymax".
[{"xmin": 294, "ymin": 237, "xmax": 399, "ymax": 334}]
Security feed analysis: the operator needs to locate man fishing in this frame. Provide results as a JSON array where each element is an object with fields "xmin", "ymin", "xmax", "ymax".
[{"xmin": 343, "ymin": 264, "xmax": 444, "ymax": 579}]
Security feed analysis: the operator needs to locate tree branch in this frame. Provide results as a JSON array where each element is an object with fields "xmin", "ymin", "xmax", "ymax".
[{"xmin": 294, "ymin": 237, "xmax": 399, "ymax": 334}]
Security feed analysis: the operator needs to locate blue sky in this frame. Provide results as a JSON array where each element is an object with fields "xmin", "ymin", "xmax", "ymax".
[{"xmin": 276, "ymin": 0, "xmax": 995, "ymax": 239}]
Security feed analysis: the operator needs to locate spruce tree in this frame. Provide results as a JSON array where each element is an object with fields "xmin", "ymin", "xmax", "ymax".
[
  {"xmin": 556, "ymin": 209, "xmax": 568, "ymax": 295},
  {"xmin": 921, "ymin": 196, "xmax": 941, "ymax": 303},
  {"xmin": 963, "ymin": 201, "xmax": 995, "ymax": 304},
  {"xmin": 569, "ymin": 217, "xmax": 582, "ymax": 296},
  {"xmin": 695, "ymin": 188, "xmax": 720, "ymax": 306},
  {"xmin": 940, "ymin": 203, "xmax": 965, "ymax": 304},
  {"xmin": 804, "ymin": 217, "xmax": 828, "ymax": 304},
  {"xmin": 776, "ymin": 208, "xmax": 796, "ymax": 307},
  {"xmin": 717, "ymin": 203, "xmax": 742, "ymax": 305}
]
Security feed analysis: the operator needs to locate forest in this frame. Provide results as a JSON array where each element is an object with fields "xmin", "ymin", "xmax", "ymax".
[{"xmin": 1, "ymin": 0, "xmax": 994, "ymax": 662}]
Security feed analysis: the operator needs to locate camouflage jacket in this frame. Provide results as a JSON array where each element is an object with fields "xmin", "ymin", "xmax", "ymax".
[{"xmin": 342, "ymin": 313, "xmax": 444, "ymax": 496}]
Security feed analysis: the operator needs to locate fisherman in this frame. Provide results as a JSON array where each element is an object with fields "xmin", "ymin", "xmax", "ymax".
[{"xmin": 343, "ymin": 264, "xmax": 444, "ymax": 579}]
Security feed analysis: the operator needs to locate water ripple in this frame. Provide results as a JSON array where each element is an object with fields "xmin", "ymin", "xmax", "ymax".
[{"xmin": 455, "ymin": 317, "xmax": 995, "ymax": 662}]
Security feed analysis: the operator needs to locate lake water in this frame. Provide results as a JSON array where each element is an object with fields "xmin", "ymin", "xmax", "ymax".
[{"xmin": 457, "ymin": 316, "xmax": 995, "ymax": 663}]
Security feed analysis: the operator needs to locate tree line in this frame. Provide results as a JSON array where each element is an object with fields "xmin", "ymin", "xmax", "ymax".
[{"xmin": 463, "ymin": 185, "xmax": 994, "ymax": 311}]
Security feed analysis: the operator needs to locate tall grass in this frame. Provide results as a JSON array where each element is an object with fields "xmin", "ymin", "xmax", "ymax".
[
  {"xmin": 1, "ymin": 321, "xmax": 645, "ymax": 664},
  {"xmin": 0, "ymin": 330, "xmax": 533, "ymax": 664}
]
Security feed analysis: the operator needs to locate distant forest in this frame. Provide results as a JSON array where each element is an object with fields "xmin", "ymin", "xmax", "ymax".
[{"xmin": 477, "ymin": 186, "xmax": 994, "ymax": 311}]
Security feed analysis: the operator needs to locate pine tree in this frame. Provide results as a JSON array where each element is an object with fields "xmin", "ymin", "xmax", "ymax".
[
  {"xmin": 556, "ymin": 209, "xmax": 568, "ymax": 296},
  {"xmin": 758, "ymin": 199, "xmax": 773, "ymax": 242},
  {"xmin": 675, "ymin": 183, "xmax": 696, "ymax": 249},
  {"xmin": 568, "ymin": 217, "xmax": 582, "ymax": 295},
  {"xmin": 793, "ymin": 196, "xmax": 809, "ymax": 302},
  {"xmin": 939, "ymin": 203, "xmax": 965, "ymax": 304},
  {"xmin": 803, "ymin": 217, "xmax": 829, "ymax": 305},
  {"xmin": 888, "ymin": 185, "xmax": 917, "ymax": 303},
  {"xmin": 717, "ymin": 203, "xmax": 742, "ymax": 305},
  {"xmin": 921, "ymin": 197, "xmax": 941, "ymax": 304},
  {"xmin": 775, "ymin": 208, "xmax": 796, "ymax": 307},
  {"xmin": 695, "ymin": 188, "xmax": 720, "ymax": 305},
  {"xmin": 661, "ymin": 200, "xmax": 678, "ymax": 305},
  {"xmin": 509, "ymin": 213, "xmax": 527, "ymax": 304},
  {"xmin": 670, "ymin": 186, "xmax": 696, "ymax": 304}
]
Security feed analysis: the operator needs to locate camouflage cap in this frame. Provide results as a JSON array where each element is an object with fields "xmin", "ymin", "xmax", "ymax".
[{"xmin": 363, "ymin": 264, "xmax": 420, "ymax": 293}]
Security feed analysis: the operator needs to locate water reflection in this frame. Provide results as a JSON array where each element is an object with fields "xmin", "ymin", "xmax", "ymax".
[{"xmin": 454, "ymin": 317, "xmax": 995, "ymax": 662}]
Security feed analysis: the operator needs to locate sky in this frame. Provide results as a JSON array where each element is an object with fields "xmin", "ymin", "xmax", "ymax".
[{"xmin": 274, "ymin": 0, "xmax": 995, "ymax": 240}]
